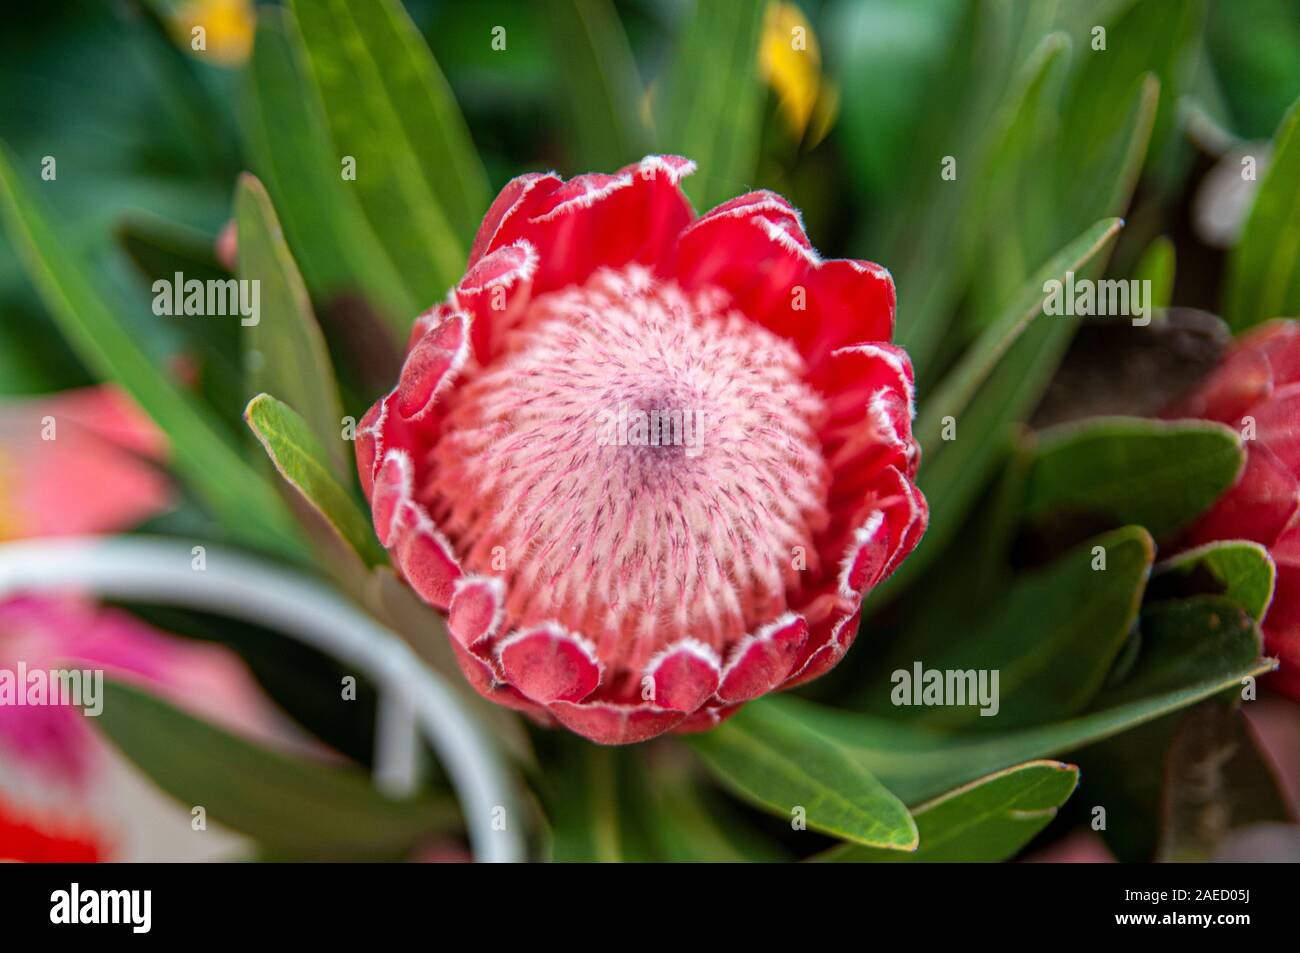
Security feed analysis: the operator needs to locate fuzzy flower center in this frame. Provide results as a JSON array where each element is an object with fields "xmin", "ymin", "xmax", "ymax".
[{"xmin": 425, "ymin": 267, "xmax": 830, "ymax": 672}]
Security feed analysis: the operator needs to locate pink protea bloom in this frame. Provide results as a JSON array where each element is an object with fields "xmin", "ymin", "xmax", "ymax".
[
  {"xmin": 356, "ymin": 156, "xmax": 927, "ymax": 743},
  {"xmin": 1165, "ymin": 319, "xmax": 1300, "ymax": 700}
]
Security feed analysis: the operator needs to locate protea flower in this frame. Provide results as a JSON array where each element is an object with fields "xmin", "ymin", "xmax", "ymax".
[
  {"xmin": 1165, "ymin": 319, "xmax": 1300, "ymax": 700},
  {"xmin": 355, "ymin": 156, "xmax": 927, "ymax": 743}
]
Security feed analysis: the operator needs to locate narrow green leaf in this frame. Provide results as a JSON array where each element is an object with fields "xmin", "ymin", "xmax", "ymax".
[
  {"xmin": 95, "ymin": 680, "xmax": 457, "ymax": 860},
  {"xmin": 1152, "ymin": 540, "xmax": 1275, "ymax": 621},
  {"xmin": 549, "ymin": 0, "xmax": 649, "ymax": 169},
  {"xmin": 966, "ymin": 31, "xmax": 1072, "ymax": 331},
  {"xmin": 244, "ymin": 393, "xmax": 385, "ymax": 567},
  {"xmin": 288, "ymin": 0, "xmax": 490, "ymax": 299},
  {"xmin": 1022, "ymin": 416, "xmax": 1245, "ymax": 538},
  {"xmin": 244, "ymin": 10, "xmax": 416, "ymax": 335},
  {"xmin": 817, "ymin": 761, "xmax": 1079, "ymax": 862},
  {"xmin": 643, "ymin": 766, "xmax": 790, "ymax": 863},
  {"xmin": 235, "ymin": 174, "xmax": 345, "ymax": 479},
  {"xmin": 541, "ymin": 745, "xmax": 656, "ymax": 862},
  {"xmin": 1226, "ymin": 96, "xmax": 1300, "ymax": 330},
  {"xmin": 916, "ymin": 217, "xmax": 1123, "ymax": 450},
  {"xmin": 116, "ymin": 214, "xmax": 244, "ymax": 435},
  {"xmin": 0, "ymin": 141, "xmax": 302, "ymax": 560},
  {"xmin": 1057, "ymin": 0, "xmax": 1203, "ymax": 195},
  {"xmin": 660, "ymin": 0, "xmax": 766, "ymax": 210},
  {"xmin": 688, "ymin": 699, "xmax": 918, "ymax": 851},
  {"xmin": 1133, "ymin": 235, "xmax": 1175, "ymax": 311},
  {"xmin": 879, "ymin": 80, "xmax": 1158, "ymax": 604},
  {"xmin": 889, "ymin": 7, "xmax": 1065, "ymax": 376}
]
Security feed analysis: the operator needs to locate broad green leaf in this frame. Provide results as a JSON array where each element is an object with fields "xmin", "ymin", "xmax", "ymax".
[
  {"xmin": 1226, "ymin": 96, "xmax": 1300, "ymax": 330},
  {"xmin": 916, "ymin": 217, "xmax": 1122, "ymax": 450},
  {"xmin": 244, "ymin": 393, "xmax": 385, "ymax": 567},
  {"xmin": 244, "ymin": 10, "xmax": 416, "ymax": 336},
  {"xmin": 235, "ymin": 174, "xmax": 345, "ymax": 479},
  {"xmin": 1133, "ymin": 235, "xmax": 1175, "ymax": 311},
  {"xmin": 1021, "ymin": 417, "xmax": 1245, "ymax": 539},
  {"xmin": 687, "ymin": 699, "xmax": 918, "ymax": 851},
  {"xmin": 1152, "ymin": 540, "xmax": 1275, "ymax": 621},
  {"xmin": 549, "ymin": 0, "xmax": 649, "ymax": 169},
  {"xmin": 864, "ymin": 527, "xmax": 1153, "ymax": 730},
  {"xmin": 95, "ymin": 680, "xmax": 457, "ymax": 860},
  {"xmin": 817, "ymin": 760, "xmax": 1078, "ymax": 862},
  {"xmin": 765, "ymin": 595, "xmax": 1270, "ymax": 803},
  {"xmin": 288, "ymin": 0, "xmax": 490, "ymax": 299},
  {"xmin": 660, "ymin": 0, "xmax": 765, "ymax": 210},
  {"xmin": 0, "ymin": 141, "xmax": 303, "ymax": 560}
]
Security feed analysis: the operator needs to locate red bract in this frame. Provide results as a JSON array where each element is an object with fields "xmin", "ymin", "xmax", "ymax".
[
  {"xmin": 1166, "ymin": 319, "xmax": 1300, "ymax": 700},
  {"xmin": 356, "ymin": 156, "xmax": 927, "ymax": 743}
]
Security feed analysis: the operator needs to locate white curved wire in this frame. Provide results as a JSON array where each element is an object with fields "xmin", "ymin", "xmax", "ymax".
[{"xmin": 0, "ymin": 535, "xmax": 524, "ymax": 863}]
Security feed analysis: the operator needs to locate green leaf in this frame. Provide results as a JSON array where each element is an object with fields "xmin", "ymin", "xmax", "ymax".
[
  {"xmin": 767, "ymin": 595, "xmax": 1270, "ymax": 803},
  {"xmin": 641, "ymin": 764, "xmax": 790, "ymax": 863},
  {"xmin": 548, "ymin": 0, "xmax": 649, "ymax": 169},
  {"xmin": 887, "ymin": 3, "xmax": 1064, "ymax": 376},
  {"xmin": 115, "ymin": 214, "xmax": 244, "ymax": 436},
  {"xmin": 235, "ymin": 174, "xmax": 346, "ymax": 479},
  {"xmin": 1152, "ymin": 540, "xmax": 1275, "ymax": 621},
  {"xmin": 95, "ymin": 680, "xmax": 456, "ymax": 860},
  {"xmin": 244, "ymin": 393, "xmax": 385, "ymax": 567},
  {"xmin": 1057, "ymin": 0, "xmax": 1203, "ymax": 199},
  {"xmin": 1133, "ymin": 235, "xmax": 1175, "ymax": 311},
  {"xmin": 966, "ymin": 31, "xmax": 1072, "ymax": 330},
  {"xmin": 288, "ymin": 0, "xmax": 490, "ymax": 300},
  {"xmin": 817, "ymin": 760, "xmax": 1079, "ymax": 862},
  {"xmin": 865, "ymin": 527, "xmax": 1154, "ymax": 730},
  {"xmin": 1226, "ymin": 96, "xmax": 1300, "ymax": 330},
  {"xmin": 0, "ymin": 140, "xmax": 303, "ymax": 560},
  {"xmin": 687, "ymin": 698, "xmax": 918, "ymax": 851},
  {"xmin": 916, "ymin": 217, "xmax": 1123, "ymax": 450},
  {"xmin": 1022, "ymin": 416, "xmax": 1245, "ymax": 538},
  {"xmin": 540, "ymin": 745, "xmax": 656, "ymax": 862},
  {"xmin": 244, "ymin": 10, "xmax": 416, "ymax": 335},
  {"xmin": 882, "ymin": 78, "xmax": 1159, "ymax": 605},
  {"xmin": 660, "ymin": 0, "xmax": 766, "ymax": 210}
]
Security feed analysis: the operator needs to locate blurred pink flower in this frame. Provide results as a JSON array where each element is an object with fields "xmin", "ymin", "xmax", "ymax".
[
  {"xmin": 1020, "ymin": 829, "xmax": 1115, "ymax": 863},
  {"xmin": 0, "ymin": 385, "xmax": 171, "ymax": 539},
  {"xmin": 0, "ymin": 385, "xmax": 291, "ymax": 860}
]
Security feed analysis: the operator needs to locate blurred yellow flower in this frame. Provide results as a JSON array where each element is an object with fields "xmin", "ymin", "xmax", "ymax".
[
  {"xmin": 169, "ymin": 0, "xmax": 254, "ymax": 66},
  {"xmin": 759, "ymin": 1, "xmax": 839, "ymax": 147}
]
